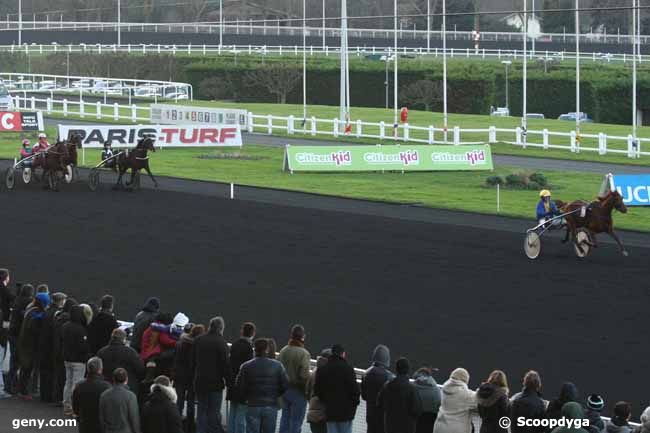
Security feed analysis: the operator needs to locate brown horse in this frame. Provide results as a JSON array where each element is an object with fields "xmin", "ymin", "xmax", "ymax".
[
  {"xmin": 114, "ymin": 137, "xmax": 158, "ymax": 190},
  {"xmin": 30, "ymin": 137, "xmax": 78, "ymax": 189},
  {"xmin": 557, "ymin": 191, "xmax": 629, "ymax": 256}
]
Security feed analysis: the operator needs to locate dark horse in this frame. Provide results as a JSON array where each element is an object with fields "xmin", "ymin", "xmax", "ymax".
[
  {"xmin": 557, "ymin": 190, "xmax": 629, "ymax": 256},
  {"xmin": 114, "ymin": 137, "xmax": 158, "ymax": 190},
  {"xmin": 32, "ymin": 139, "xmax": 78, "ymax": 191}
]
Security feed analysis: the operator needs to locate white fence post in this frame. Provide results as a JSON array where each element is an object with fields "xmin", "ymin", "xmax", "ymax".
[
  {"xmin": 79, "ymin": 100, "xmax": 85, "ymax": 118},
  {"xmin": 403, "ymin": 123, "xmax": 409, "ymax": 141},
  {"xmin": 356, "ymin": 119, "xmax": 362, "ymax": 138},
  {"xmin": 96, "ymin": 101, "xmax": 101, "ymax": 119},
  {"xmin": 379, "ymin": 121, "xmax": 385, "ymax": 140},
  {"xmin": 131, "ymin": 104, "xmax": 137, "ymax": 122},
  {"xmin": 63, "ymin": 99, "xmax": 68, "ymax": 117},
  {"xmin": 543, "ymin": 129, "xmax": 549, "ymax": 149},
  {"xmin": 267, "ymin": 115, "xmax": 273, "ymax": 135},
  {"xmin": 570, "ymin": 131, "xmax": 577, "ymax": 153},
  {"xmin": 453, "ymin": 126, "xmax": 460, "ymax": 145},
  {"xmin": 333, "ymin": 119, "xmax": 339, "ymax": 137},
  {"xmin": 287, "ymin": 115, "xmax": 294, "ymax": 135},
  {"xmin": 247, "ymin": 112, "xmax": 254, "ymax": 133},
  {"xmin": 428, "ymin": 126, "xmax": 434, "ymax": 144},
  {"xmin": 46, "ymin": 97, "xmax": 52, "ymax": 113},
  {"xmin": 488, "ymin": 126, "xmax": 497, "ymax": 143},
  {"xmin": 598, "ymin": 133, "xmax": 607, "ymax": 155},
  {"xmin": 515, "ymin": 127, "xmax": 522, "ymax": 145},
  {"xmin": 30, "ymin": 96, "xmax": 35, "ymax": 110},
  {"xmin": 627, "ymin": 135, "xmax": 638, "ymax": 158},
  {"xmin": 311, "ymin": 116, "xmax": 317, "ymax": 136},
  {"xmin": 113, "ymin": 103, "xmax": 119, "ymax": 120}
]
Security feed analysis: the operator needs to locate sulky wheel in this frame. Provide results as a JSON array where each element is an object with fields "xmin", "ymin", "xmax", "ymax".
[
  {"xmin": 64, "ymin": 165, "xmax": 74, "ymax": 184},
  {"xmin": 4, "ymin": 167, "xmax": 15, "ymax": 190},
  {"xmin": 22, "ymin": 167, "xmax": 32, "ymax": 184},
  {"xmin": 524, "ymin": 231, "xmax": 541, "ymax": 260},
  {"xmin": 574, "ymin": 229, "xmax": 592, "ymax": 258},
  {"xmin": 88, "ymin": 170, "xmax": 100, "ymax": 192}
]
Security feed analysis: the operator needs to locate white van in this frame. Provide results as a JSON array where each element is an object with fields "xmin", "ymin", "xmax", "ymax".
[{"xmin": 0, "ymin": 81, "xmax": 13, "ymax": 111}]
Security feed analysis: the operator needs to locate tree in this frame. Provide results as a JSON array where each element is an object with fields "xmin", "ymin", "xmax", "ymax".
[
  {"xmin": 399, "ymin": 80, "xmax": 442, "ymax": 111},
  {"xmin": 244, "ymin": 62, "xmax": 301, "ymax": 104}
]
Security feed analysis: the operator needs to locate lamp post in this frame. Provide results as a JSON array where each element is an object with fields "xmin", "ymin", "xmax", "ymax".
[
  {"xmin": 117, "ymin": 0, "xmax": 121, "ymax": 46},
  {"xmin": 18, "ymin": 0, "xmax": 22, "ymax": 45},
  {"xmin": 393, "ymin": 0, "xmax": 398, "ymax": 129},
  {"xmin": 502, "ymin": 60, "xmax": 511, "ymax": 112},
  {"xmin": 382, "ymin": 55, "xmax": 394, "ymax": 109},
  {"xmin": 576, "ymin": 0, "xmax": 580, "ymax": 140},
  {"xmin": 219, "ymin": 0, "xmax": 223, "ymax": 48}
]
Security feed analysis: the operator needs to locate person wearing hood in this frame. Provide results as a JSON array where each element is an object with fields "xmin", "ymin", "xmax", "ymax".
[
  {"xmin": 72, "ymin": 357, "xmax": 111, "ymax": 433},
  {"xmin": 378, "ymin": 358, "xmax": 423, "ymax": 433},
  {"xmin": 88, "ymin": 295, "xmax": 119, "ymax": 356},
  {"xmin": 140, "ymin": 312, "xmax": 177, "ymax": 378},
  {"xmin": 550, "ymin": 402, "xmax": 589, "ymax": 433},
  {"xmin": 511, "ymin": 370, "xmax": 546, "ymax": 433},
  {"xmin": 141, "ymin": 375, "xmax": 184, "ymax": 433},
  {"xmin": 62, "ymin": 304, "xmax": 91, "ymax": 416},
  {"xmin": 16, "ymin": 291, "xmax": 49, "ymax": 399},
  {"xmin": 226, "ymin": 322, "xmax": 256, "ymax": 433},
  {"xmin": 477, "ymin": 370, "xmax": 510, "ymax": 433},
  {"xmin": 413, "ymin": 367, "xmax": 441, "ymax": 433},
  {"xmin": 432, "ymin": 368, "xmax": 477, "ymax": 433},
  {"xmin": 7, "ymin": 283, "xmax": 34, "ymax": 394},
  {"xmin": 174, "ymin": 324, "xmax": 204, "ymax": 432},
  {"xmin": 306, "ymin": 349, "xmax": 331, "ymax": 433},
  {"xmin": 361, "ymin": 344, "xmax": 394, "ymax": 433},
  {"xmin": 97, "ymin": 328, "xmax": 145, "ymax": 395},
  {"xmin": 584, "ymin": 394, "xmax": 605, "ymax": 433},
  {"xmin": 547, "ymin": 382, "xmax": 579, "ymax": 421},
  {"xmin": 38, "ymin": 292, "xmax": 66, "ymax": 403},
  {"xmin": 130, "ymin": 297, "xmax": 160, "ymax": 353},
  {"xmin": 605, "ymin": 402, "xmax": 634, "ymax": 433}
]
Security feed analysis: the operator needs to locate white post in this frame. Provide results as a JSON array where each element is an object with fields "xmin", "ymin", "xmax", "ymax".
[
  {"xmin": 230, "ymin": 183, "xmax": 234, "ymax": 199},
  {"xmin": 633, "ymin": 0, "xmax": 638, "ymax": 144},
  {"xmin": 394, "ymin": 0, "xmax": 398, "ymax": 131},
  {"xmin": 219, "ymin": 0, "xmax": 223, "ymax": 47},
  {"xmin": 576, "ymin": 0, "xmax": 581, "ymax": 143},
  {"xmin": 339, "ymin": 0, "xmax": 349, "ymax": 130},
  {"xmin": 322, "ymin": 0, "xmax": 326, "ymax": 49},
  {"xmin": 131, "ymin": 104, "xmax": 137, "ymax": 122},
  {"xmin": 96, "ymin": 101, "xmax": 101, "ymax": 119},
  {"xmin": 426, "ymin": 0, "xmax": 430, "ymax": 52},
  {"xmin": 522, "ymin": 0, "xmax": 528, "ymax": 147},
  {"xmin": 18, "ymin": 0, "xmax": 22, "ymax": 45},
  {"xmin": 453, "ymin": 126, "xmax": 460, "ymax": 145},
  {"xmin": 302, "ymin": 0, "xmax": 307, "ymax": 130},
  {"xmin": 442, "ymin": 0, "xmax": 448, "ymax": 142},
  {"xmin": 113, "ymin": 103, "xmax": 119, "ymax": 120},
  {"xmin": 117, "ymin": 0, "xmax": 121, "ymax": 46},
  {"xmin": 497, "ymin": 184, "xmax": 500, "ymax": 213}
]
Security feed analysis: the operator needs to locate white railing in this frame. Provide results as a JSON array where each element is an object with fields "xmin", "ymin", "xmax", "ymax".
[
  {"xmin": 11, "ymin": 94, "xmax": 648, "ymax": 159},
  {"xmin": 0, "ymin": 20, "xmax": 647, "ymax": 46}
]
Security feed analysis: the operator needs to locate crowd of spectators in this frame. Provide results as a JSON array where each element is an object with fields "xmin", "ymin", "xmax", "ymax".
[{"xmin": 1, "ymin": 267, "xmax": 650, "ymax": 433}]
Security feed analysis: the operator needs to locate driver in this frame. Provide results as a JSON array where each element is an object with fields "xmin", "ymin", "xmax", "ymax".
[
  {"xmin": 536, "ymin": 189, "xmax": 562, "ymax": 228},
  {"xmin": 101, "ymin": 141, "xmax": 117, "ymax": 171},
  {"xmin": 33, "ymin": 133, "xmax": 50, "ymax": 153}
]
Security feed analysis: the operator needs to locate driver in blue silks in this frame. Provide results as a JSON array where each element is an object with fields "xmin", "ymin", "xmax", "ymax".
[{"xmin": 536, "ymin": 189, "xmax": 562, "ymax": 228}]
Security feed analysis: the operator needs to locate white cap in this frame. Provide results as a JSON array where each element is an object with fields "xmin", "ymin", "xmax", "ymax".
[
  {"xmin": 38, "ymin": 133, "xmax": 46, "ymax": 138},
  {"xmin": 173, "ymin": 312, "xmax": 189, "ymax": 328}
]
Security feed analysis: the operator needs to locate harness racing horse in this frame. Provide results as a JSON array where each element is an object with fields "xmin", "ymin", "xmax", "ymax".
[
  {"xmin": 557, "ymin": 191, "xmax": 629, "ymax": 256},
  {"xmin": 30, "ymin": 137, "xmax": 78, "ymax": 189},
  {"xmin": 114, "ymin": 137, "xmax": 159, "ymax": 190}
]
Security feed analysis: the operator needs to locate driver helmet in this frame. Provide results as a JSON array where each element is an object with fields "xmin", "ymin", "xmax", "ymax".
[
  {"xmin": 104, "ymin": 141, "xmax": 112, "ymax": 148},
  {"xmin": 22, "ymin": 139, "xmax": 30, "ymax": 146},
  {"xmin": 539, "ymin": 189, "xmax": 551, "ymax": 198},
  {"xmin": 38, "ymin": 133, "xmax": 47, "ymax": 139}
]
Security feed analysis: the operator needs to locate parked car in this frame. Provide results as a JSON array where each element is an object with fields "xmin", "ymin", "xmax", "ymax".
[
  {"xmin": 490, "ymin": 107, "xmax": 510, "ymax": 117},
  {"xmin": 38, "ymin": 80, "xmax": 57, "ymax": 90},
  {"xmin": 92, "ymin": 80, "xmax": 123, "ymax": 95},
  {"xmin": 0, "ymin": 82, "xmax": 13, "ymax": 110},
  {"xmin": 526, "ymin": 113, "xmax": 545, "ymax": 119},
  {"xmin": 558, "ymin": 112, "xmax": 593, "ymax": 122},
  {"xmin": 164, "ymin": 92, "xmax": 189, "ymax": 101},
  {"xmin": 71, "ymin": 79, "xmax": 92, "ymax": 89},
  {"xmin": 134, "ymin": 86, "xmax": 160, "ymax": 98}
]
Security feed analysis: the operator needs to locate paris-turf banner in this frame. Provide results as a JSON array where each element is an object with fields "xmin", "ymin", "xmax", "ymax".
[
  {"xmin": 58, "ymin": 124, "xmax": 242, "ymax": 148},
  {"xmin": 283, "ymin": 144, "xmax": 493, "ymax": 172},
  {"xmin": 611, "ymin": 174, "xmax": 650, "ymax": 206}
]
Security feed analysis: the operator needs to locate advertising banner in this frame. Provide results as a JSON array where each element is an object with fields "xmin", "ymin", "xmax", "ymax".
[
  {"xmin": 58, "ymin": 124, "xmax": 243, "ymax": 148},
  {"xmin": 0, "ymin": 111, "xmax": 44, "ymax": 132},
  {"xmin": 283, "ymin": 144, "xmax": 493, "ymax": 172},
  {"xmin": 150, "ymin": 104, "xmax": 247, "ymax": 127},
  {"xmin": 611, "ymin": 174, "xmax": 650, "ymax": 206}
]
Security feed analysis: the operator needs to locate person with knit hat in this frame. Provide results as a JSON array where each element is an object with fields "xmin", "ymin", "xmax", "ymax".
[
  {"xmin": 584, "ymin": 394, "xmax": 605, "ymax": 433},
  {"xmin": 130, "ymin": 297, "xmax": 160, "ymax": 353},
  {"xmin": 378, "ymin": 358, "xmax": 423, "ymax": 433},
  {"xmin": 16, "ymin": 292, "xmax": 50, "ymax": 399},
  {"xmin": 361, "ymin": 344, "xmax": 394, "ymax": 433},
  {"xmin": 413, "ymin": 367, "xmax": 441, "ymax": 433},
  {"xmin": 433, "ymin": 368, "xmax": 476, "ymax": 433}
]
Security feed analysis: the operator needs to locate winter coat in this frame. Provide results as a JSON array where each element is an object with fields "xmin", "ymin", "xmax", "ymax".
[
  {"xmin": 72, "ymin": 373, "xmax": 112, "ymax": 433},
  {"xmin": 193, "ymin": 331, "xmax": 232, "ymax": 394},
  {"xmin": 17, "ymin": 302, "xmax": 48, "ymax": 369},
  {"xmin": 413, "ymin": 371, "xmax": 441, "ymax": 416},
  {"xmin": 307, "ymin": 356, "xmax": 329, "ymax": 424},
  {"xmin": 584, "ymin": 409, "xmax": 605, "ymax": 433},
  {"xmin": 278, "ymin": 339, "xmax": 311, "ymax": 396},
  {"xmin": 510, "ymin": 389, "xmax": 546, "ymax": 433},
  {"xmin": 378, "ymin": 374, "xmax": 423, "ymax": 433},
  {"xmin": 87, "ymin": 310, "xmax": 119, "ymax": 355},
  {"xmin": 99, "ymin": 384, "xmax": 141, "ymax": 433},
  {"xmin": 236, "ymin": 355, "xmax": 289, "ymax": 407},
  {"xmin": 9, "ymin": 293, "xmax": 32, "ymax": 337},
  {"xmin": 140, "ymin": 322, "xmax": 176, "ymax": 362},
  {"xmin": 361, "ymin": 345, "xmax": 394, "ymax": 433},
  {"xmin": 477, "ymin": 383, "xmax": 509, "ymax": 433},
  {"xmin": 550, "ymin": 402, "xmax": 589, "ymax": 433},
  {"xmin": 37, "ymin": 304, "xmax": 62, "ymax": 366},
  {"xmin": 0, "ymin": 281, "xmax": 14, "ymax": 346},
  {"xmin": 173, "ymin": 333, "xmax": 195, "ymax": 386},
  {"xmin": 547, "ymin": 383, "xmax": 579, "ymax": 421},
  {"xmin": 314, "ymin": 354, "xmax": 360, "ymax": 422},
  {"xmin": 141, "ymin": 384, "xmax": 183, "ymax": 433},
  {"xmin": 62, "ymin": 305, "xmax": 91, "ymax": 363},
  {"xmin": 97, "ymin": 338, "xmax": 145, "ymax": 394},
  {"xmin": 638, "ymin": 406, "xmax": 650, "ymax": 433},
  {"xmin": 604, "ymin": 417, "xmax": 634, "ymax": 433},
  {"xmin": 227, "ymin": 337, "xmax": 254, "ymax": 402},
  {"xmin": 432, "ymin": 378, "xmax": 477, "ymax": 433},
  {"xmin": 130, "ymin": 298, "xmax": 159, "ymax": 353}
]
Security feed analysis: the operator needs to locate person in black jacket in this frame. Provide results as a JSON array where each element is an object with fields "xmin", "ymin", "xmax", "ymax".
[
  {"xmin": 227, "ymin": 321, "xmax": 256, "ymax": 433},
  {"xmin": 52, "ymin": 298, "xmax": 78, "ymax": 405},
  {"xmin": 7, "ymin": 283, "xmax": 33, "ymax": 394},
  {"xmin": 545, "ymin": 382, "xmax": 578, "ymax": 421},
  {"xmin": 0, "ymin": 269, "xmax": 14, "ymax": 397},
  {"xmin": 194, "ymin": 316, "xmax": 231, "ymax": 433},
  {"xmin": 38, "ymin": 292, "xmax": 66, "ymax": 402},
  {"xmin": 314, "ymin": 344, "xmax": 360, "ymax": 433},
  {"xmin": 17, "ymin": 292, "xmax": 49, "ymax": 399},
  {"xmin": 174, "ymin": 323, "xmax": 204, "ymax": 432},
  {"xmin": 130, "ymin": 297, "xmax": 160, "ymax": 353},
  {"xmin": 361, "ymin": 344, "xmax": 394, "ymax": 433},
  {"xmin": 72, "ymin": 357, "xmax": 111, "ymax": 433},
  {"xmin": 510, "ymin": 370, "xmax": 546, "ymax": 433},
  {"xmin": 141, "ymin": 375, "xmax": 184, "ymax": 433},
  {"xmin": 62, "ymin": 305, "xmax": 91, "ymax": 416},
  {"xmin": 236, "ymin": 338, "xmax": 289, "ymax": 433},
  {"xmin": 477, "ymin": 370, "xmax": 510, "ymax": 433},
  {"xmin": 97, "ymin": 328, "xmax": 145, "ymax": 395},
  {"xmin": 88, "ymin": 295, "xmax": 119, "ymax": 356},
  {"xmin": 378, "ymin": 358, "xmax": 422, "ymax": 433}
]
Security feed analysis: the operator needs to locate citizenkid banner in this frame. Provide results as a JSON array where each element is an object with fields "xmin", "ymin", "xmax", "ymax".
[
  {"xmin": 611, "ymin": 174, "xmax": 650, "ymax": 206},
  {"xmin": 283, "ymin": 144, "xmax": 494, "ymax": 172}
]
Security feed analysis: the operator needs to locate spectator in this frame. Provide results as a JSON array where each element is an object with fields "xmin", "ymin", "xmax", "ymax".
[
  {"xmin": 378, "ymin": 358, "xmax": 423, "ymax": 433},
  {"xmin": 227, "ymin": 322, "xmax": 256, "ymax": 433},
  {"xmin": 194, "ymin": 316, "xmax": 231, "ymax": 433},
  {"xmin": 477, "ymin": 370, "xmax": 510, "ymax": 433},
  {"xmin": 130, "ymin": 297, "xmax": 160, "ymax": 353},
  {"xmin": 433, "ymin": 368, "xmax": 476, "ymax": 433},
  {"xmin": 174, "ymin": 324, "xmax": 204, "ymax": 432},
  {"xmin": 306, "ymin": 349, "xmax": 331, "ymax": 433},
  {"xmin": 278, "ymin": 324, "xmax": 311, "ymax": 433},
  {"xmin": 361, "ymin": 344, "xmax": 394, "ymax": 433},
  {"xmin": 547, "ymin": 382, "xmax": 579, "ymax": 421},
  {"xmin": 584, "ymin": 394, "xmax": 605, "ymax": 433},
  {"xmin": 236, "ymin": 338, "xmax": 289, "ymax": 433},
  {"xmin": 72, "ymin": 357, "xmax": 111, "ymax": 433},
  {"xmin": 35, "ymin": 283, "xmax": 49, "ymax": 294},
  {"xmin": 267, "ymin": 339, "xmax": 277, "ymax": 360},
  {"xmin": 550, "ymin": 402, "xmax": 589, "ymax": 433},
  {"xmin": 7, "ymin": 283, "xmax": 34, "ymax": 394},
  {"xmin": 141, "ymin": 375, "xmax": 183, "ymax": 433},
  {"xmin": 412, "ymin": 367, "xmax": 441, "ymax": 433},
  {"xmin": 38, "ymin": 292, "xmax": 66, "ymax": 403},
  {"xmin": 511, "ymin": 370, "xmax": 546, "ymax": 433},
  {"xmin": 604, "ymin": 402, "xmax": 633, "ymax": 433},
  {"xmin": 0, "ymin": 268, "xmax": 14, "ymax": 396},
  {"xmin": 97, "ymin": 328, "xmax": 145, "ymax": 395},
  {"xmin": 52, "ymin": 298, "xmax": 78, "ymax": 404},
  {"xmin": 140, "ymin": 313, "xmax": 177, "ymax": 377},
  {"xmin": 62, "ymin": 305, "xmax": 91, "ymax": 416},
  {"xmin": 88, "ymin": 295, "xmax": 119, "ymax": 355},
  {"xmin": 99, "ymin": 367, "xmax": 141, "ymax": 433},
  {"xmin": 638, "ymin": 405, "xmax": 650, "ymax": 433},
  {"xmin": 314, "ymin": 344, "xmax": 360, "ymax": 433},
  {"xmin": 17, "ymin": 292, "xmax": 50, "ymax": 400}
]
